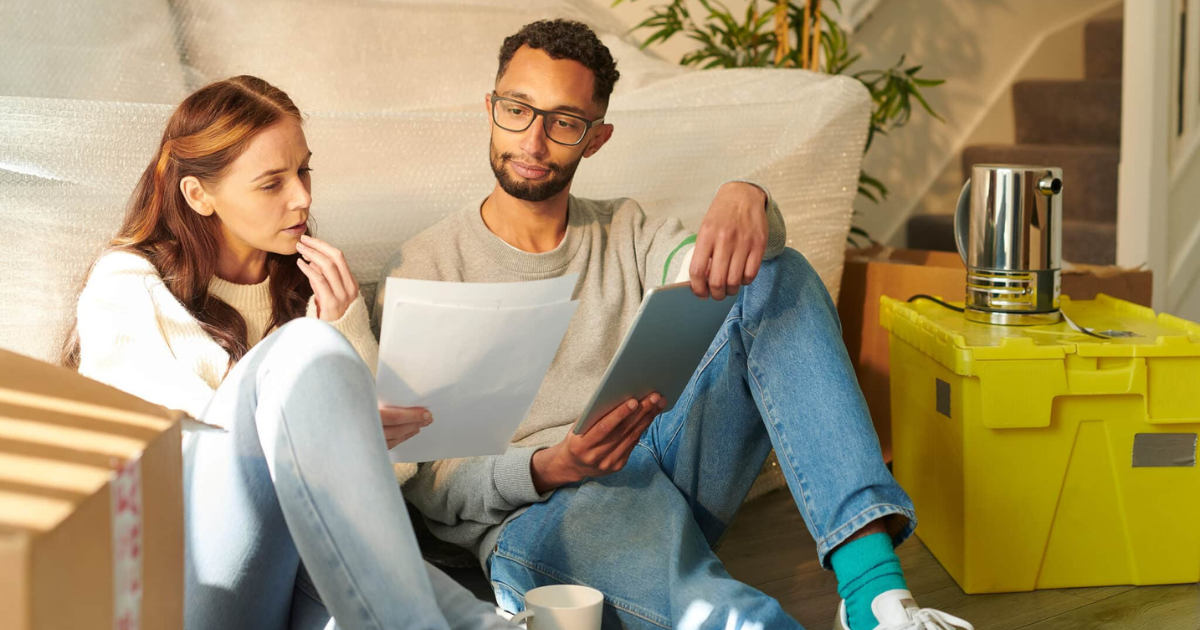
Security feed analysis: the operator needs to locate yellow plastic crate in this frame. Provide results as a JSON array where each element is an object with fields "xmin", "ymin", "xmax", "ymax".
[{"xmin": 881, "ymin": 294, "xmax": 1200, "ymax": 593}]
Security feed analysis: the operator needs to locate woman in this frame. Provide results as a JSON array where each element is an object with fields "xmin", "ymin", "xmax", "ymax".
[{"xmin": 63, "ymin": 75, "xmax": 514, "ymax": 630}]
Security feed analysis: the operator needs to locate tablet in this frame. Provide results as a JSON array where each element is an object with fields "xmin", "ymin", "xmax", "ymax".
[{"xmin": 572, "ymin": 282, "xmax": 737, "ymax": 435}]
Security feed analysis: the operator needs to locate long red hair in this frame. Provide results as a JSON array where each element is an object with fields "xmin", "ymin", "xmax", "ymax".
[{"xmin": 61, "ymin": 75, "xmax": 314, "ymax": 369}]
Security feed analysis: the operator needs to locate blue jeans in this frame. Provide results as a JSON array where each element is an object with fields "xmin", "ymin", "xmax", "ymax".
[
  {"xmin": 184, "ymin": 319, "xmax": 515, "ymax": 630},
  {"xmin": 487, "ymin": 249, "xmax": 916, "ymax": 630}
]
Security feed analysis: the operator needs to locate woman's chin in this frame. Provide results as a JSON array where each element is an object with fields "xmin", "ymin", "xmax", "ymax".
[{"xmin": 270, "ymin": 237, "xmax": 301, "ymax": 256}]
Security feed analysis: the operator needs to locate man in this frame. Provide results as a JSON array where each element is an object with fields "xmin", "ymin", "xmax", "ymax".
[{"xmin": 376, "ymin": 19, "xmax": 973, "ymax": 630}]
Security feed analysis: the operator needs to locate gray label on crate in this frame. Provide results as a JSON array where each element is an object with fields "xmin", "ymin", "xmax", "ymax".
[
  {"xmin": 936, "ymin": 379, "xmax": 951, "ymax": 418},
  {"xmin": 1132, "ymin": 433, "xmax": 1197, "ymax": 468}
]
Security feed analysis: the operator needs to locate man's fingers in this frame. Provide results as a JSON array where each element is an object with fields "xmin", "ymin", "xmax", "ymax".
[
  {"xmin": 708, "ymin": 231, "xmax": 731, "ymax": 301},
  {"xmin": 581, "ymin": 398, "xmax": 638, "ymax": 445},
  {"xmin": 689, "ymin": 230, "xmax": 715, "ymax": 298},
  {"xmin": 606, "ymin": 406, "xmax": 660, "ymax": 471},
  {"xmin": 380, "ymin": 406, "xmax": 432, "ymax": 427},
  {"xmin": 726, "ymin": 241, "xmax": 749, "ymax": 297},
  {"xmin": 743, "ymin": 248, "xmax": 763, "ymax": 285},
  {"xmin": 385, "ymin": 425, "xmax": 421, "ymax": 449},
  {"xmin": 614, "ymin": 394, "xmax": 658, "ymax": 444}
]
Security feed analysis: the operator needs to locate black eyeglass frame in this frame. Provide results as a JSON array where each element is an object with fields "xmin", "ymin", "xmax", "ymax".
[{"xmin": 489, "ymin": 92, "xmax": 606, "ymax": 147}]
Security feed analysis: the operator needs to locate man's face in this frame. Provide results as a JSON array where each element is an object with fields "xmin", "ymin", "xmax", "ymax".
[{"xmin": 488, "ymin": 45, "xmax": 612, "ymax": 203}]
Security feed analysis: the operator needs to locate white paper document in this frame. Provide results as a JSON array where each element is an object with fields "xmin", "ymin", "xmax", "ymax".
[{"xmin": 376, "ymin": 275, "xmax": 579, "ymax": 463}]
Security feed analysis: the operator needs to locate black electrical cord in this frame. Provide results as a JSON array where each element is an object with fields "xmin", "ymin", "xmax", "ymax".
[
  {"xmin": 1073, "ymin": 324, "xmax": 1111, "ymax": 340},
  {"xmin": 907, "ymin": 294, "xmax": 1110, "ymax": 339},
  {"xmin": 907, "ymin": 294, "xmax": 965, "ymax": 312}
]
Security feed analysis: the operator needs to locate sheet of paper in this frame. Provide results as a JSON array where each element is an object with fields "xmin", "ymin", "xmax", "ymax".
[
  {"xmin": 376, "ymin": 277, "xmax": 578, "ymax": 463},
  {"xmin": 384, "ymin": 275, "xmax": 578, "ymax": 309}
]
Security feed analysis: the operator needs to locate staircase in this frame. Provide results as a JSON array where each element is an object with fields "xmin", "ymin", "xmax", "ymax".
[{"xmin": 907, "ymin": 17, "xmax": 1124, "ymax": 265}]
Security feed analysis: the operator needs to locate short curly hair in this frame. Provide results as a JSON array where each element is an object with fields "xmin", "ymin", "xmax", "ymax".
[{"xmin": 496, "ymin": 19, "xmax": 621, "ymax": 107}]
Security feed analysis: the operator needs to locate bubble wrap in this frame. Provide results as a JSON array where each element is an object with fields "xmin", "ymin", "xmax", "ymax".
[{"xmin": 0, "ymin": 0, "xmax": 869, "ymax": 363}]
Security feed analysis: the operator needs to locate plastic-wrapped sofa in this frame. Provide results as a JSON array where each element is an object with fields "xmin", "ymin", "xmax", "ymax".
[{"xmin": 0, "ymin": 0, "xmax": 869, "ymax": 364}]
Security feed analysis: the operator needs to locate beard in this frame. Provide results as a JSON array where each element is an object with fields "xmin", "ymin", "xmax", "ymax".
[{"xmin": 489, "ymin": 139, "xmax": 582, "ymax": 202}]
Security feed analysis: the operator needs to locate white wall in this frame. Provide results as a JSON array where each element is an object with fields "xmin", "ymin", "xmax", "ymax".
[
  {"xmin": 1168, "ymin": 147, "xmax": 1200, "ymax": 320},
  {"xmin": 1118, "ymin": 0, "xmax": 1200, "ymax": 322},
  {"xmin": 592, "ymin": 0, "xmax": 1120, "ymax": 244}
]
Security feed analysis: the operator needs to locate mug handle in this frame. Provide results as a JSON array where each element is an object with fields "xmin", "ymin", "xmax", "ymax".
[
  {"xmin": 954, "ymin": 179, "xmax": 972, "ymax": 264},
  {"xmin": 510, "ymin": 610, "xmax": 534, "ymax": 627}
]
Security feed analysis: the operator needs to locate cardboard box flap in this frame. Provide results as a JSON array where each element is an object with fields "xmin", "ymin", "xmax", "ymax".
[
  {"xmin": 0, "ymin": 350, "xmax": 182, "ymax": 425},
  {"xmin": 0, "ymin": 349, "xmax": 179, "ymax": 534}
]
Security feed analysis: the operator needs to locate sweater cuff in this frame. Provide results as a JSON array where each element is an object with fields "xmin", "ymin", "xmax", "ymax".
[
  {"xmin": 726, "ymin": 179, "xmax": 787, "ymax": 259},
  {"xmin": 307, "ymin": 295, "xmax": 380, "ymax": 375},
  {"xmin": 393, "ymin": 462, "xmax": 419, "ymax": 486},
  {"xmin": 494, "ymin": 445, "xmax": 552, "ymax": 509},
  {"xmin": 726, "ymin": 179, "xmax": 773, "ymax": 212}
]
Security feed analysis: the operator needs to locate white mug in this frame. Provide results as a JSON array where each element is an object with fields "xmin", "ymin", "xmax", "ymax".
[{"xmin": 510, "ymin": 584, "xmax": 603, "ymax": 630}]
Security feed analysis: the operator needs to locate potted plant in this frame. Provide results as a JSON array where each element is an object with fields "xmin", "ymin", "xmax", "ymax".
[{"xmin": 616, "ymin": 0, "xmax": 945, "ymax": 245}]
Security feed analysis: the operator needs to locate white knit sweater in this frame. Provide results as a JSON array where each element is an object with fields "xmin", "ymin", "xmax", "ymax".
[{"xmin": 76, "ymin": 250, "xmax": 417, "ymax": 483}]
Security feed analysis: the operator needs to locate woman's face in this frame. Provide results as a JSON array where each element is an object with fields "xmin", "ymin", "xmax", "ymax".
[{"xmin": 183, "ymin": 119, "xmax": 312, "ymax": 258}]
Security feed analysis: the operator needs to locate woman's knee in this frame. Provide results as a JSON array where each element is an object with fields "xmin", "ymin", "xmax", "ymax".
[{"xmin": 254, "ymin": 318, "xmax": 367, "ymax": 382}]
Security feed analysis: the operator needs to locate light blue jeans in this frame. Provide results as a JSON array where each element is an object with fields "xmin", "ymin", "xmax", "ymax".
[
  {"xmin": 184, "ymin": 318, "xmax": 515, "ymax": 630},
  {"xmin": 487, "ymin": 249, "xmax": 917, "ymax": 630}
]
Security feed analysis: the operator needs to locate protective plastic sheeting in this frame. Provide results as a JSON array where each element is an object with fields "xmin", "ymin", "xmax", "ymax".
[{"xmin": 0, "ymin": 0, "xmax": 869, "ymax": 363}]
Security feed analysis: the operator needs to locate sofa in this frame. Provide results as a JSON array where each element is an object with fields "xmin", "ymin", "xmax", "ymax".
[{"xmin": 0, "ymin": 0, "xmax": 870, "ymax": 366}]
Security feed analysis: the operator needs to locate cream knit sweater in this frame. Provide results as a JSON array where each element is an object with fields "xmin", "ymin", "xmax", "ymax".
[{"xmin": 76, "ymin": 250, "xmax": 417, "ymax": 483}]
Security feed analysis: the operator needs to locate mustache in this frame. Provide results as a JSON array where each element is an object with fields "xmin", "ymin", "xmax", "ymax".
[{"xmin": 499, "ymin": 152, "xmax": 562, "ymax": 174}]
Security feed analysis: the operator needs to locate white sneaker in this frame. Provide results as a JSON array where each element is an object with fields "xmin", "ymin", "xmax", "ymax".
[{"xmin": 832, "ymin": 589, "xmax": 974, "ymax": 630}]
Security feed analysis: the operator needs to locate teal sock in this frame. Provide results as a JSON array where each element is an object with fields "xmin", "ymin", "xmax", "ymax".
[{"xmin": 830, "ymin": 532, "xmax": 908, "ymax": 630}]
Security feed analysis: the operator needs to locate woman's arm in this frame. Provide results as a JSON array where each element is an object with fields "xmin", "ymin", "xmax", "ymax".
[{"xmin": 76, "ymin": 252, "xmax": 219, "ymax": 422}]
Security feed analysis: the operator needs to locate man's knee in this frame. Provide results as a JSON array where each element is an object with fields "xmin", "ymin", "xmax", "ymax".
[{"xmin": 747, "ymin": 247, "xmax": 829, "ymax": 306}]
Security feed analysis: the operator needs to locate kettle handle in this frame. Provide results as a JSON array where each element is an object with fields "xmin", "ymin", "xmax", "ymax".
[{"xmin": 954, "ymin": 180, "xmax": 971, "ymax": 264}]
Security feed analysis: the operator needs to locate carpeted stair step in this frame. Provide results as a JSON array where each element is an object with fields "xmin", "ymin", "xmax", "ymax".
[
  {"xmin": 1085, "ymin": 18, "xmax": 1123, "ymax": 80},
  {"xmin": 1013, "ymin": 79, "xmax": 1122, "ymax": 146},
  {"xmin": 905, "ymin": 214, "xmax": 1116, "ymax": 266},
  {"xmin": 961, "ymin": 144, "xmax": 1118, "ymax": 223}
]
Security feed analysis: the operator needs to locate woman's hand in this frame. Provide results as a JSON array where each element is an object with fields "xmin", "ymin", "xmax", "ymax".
[
  {"xmin": 380, "ymin": 405, "xmax": 432, "ymax": 449},
  {"xmin": 296, "ymin": 234, "xmax": 360, "ymax": 322}
]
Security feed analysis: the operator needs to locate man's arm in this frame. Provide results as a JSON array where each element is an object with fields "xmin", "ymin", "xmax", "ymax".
[
  {"xmin": 404, "ymin": 447, "xmax": 551, "ymax": 528},
  {"xmin": 641, "ymin": 181, "xmax": 787, "ymax": 299},
  {"xmin": 687, "ymin": 180, "xmax": 786, "ymax": 300}
]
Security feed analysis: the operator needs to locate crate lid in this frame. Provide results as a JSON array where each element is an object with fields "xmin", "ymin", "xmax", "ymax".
[{"xmin": 880, "ymin": 294, "xmax": 1200, "ymax": 375}]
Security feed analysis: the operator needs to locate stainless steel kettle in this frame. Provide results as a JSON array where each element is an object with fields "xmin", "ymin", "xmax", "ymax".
[{"xmin": 954, "ymin": 164, "xmax": 1064, "ymax": 325}]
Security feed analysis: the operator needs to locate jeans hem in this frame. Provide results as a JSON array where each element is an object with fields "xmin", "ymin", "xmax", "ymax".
[{"xmin": 815, "ymin": 504, "xmax": 918, "ymax": 567}]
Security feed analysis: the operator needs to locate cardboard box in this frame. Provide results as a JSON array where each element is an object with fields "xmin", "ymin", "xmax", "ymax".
[
  {"xmin": 0, "ymin": 349, "xmax": 185, "ymax": 630},
  {"xmin": 837, "ymin": 247, "xmax": 1153, "ymax": 460}
]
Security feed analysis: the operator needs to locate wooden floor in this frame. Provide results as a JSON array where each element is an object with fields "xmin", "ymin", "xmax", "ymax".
[{"xmin": 716, "ymin": 491, "xmax": 1200, "ymax": 630}]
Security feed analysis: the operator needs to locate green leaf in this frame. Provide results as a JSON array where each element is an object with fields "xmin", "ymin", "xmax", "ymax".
[
  {"xmin": 910, "ymin": 87, "xmax": 943, "ymax": 121},
  {"xmin": 859, "ymin": 172, "xmax": 889, "ymax": 197},
  {"xmin": 857, "ymin": 186, "xmax": 879, "ymax": 203}
]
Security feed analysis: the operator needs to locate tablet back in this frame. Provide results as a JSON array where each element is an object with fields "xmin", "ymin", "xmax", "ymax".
[{"xmin": 573, "ymin": 282, "xmax": 737, "ymax": 434}]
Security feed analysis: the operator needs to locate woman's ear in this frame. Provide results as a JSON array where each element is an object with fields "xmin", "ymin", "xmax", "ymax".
[{"xmin": 180, "ymin": 176, "xmax": 214, "ymax": 217}]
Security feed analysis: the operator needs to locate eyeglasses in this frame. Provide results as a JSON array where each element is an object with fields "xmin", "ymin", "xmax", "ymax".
[{"xmin": 490, "ymin": 93, "xmax": 605, "ymax": 147}]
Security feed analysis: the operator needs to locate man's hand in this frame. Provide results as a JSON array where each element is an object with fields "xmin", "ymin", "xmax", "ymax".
[
  {"xmin": 689, "ymin": 182, "xmax": 770, "ymax": 301},
  {"xmin": 380, "ymin": 405, "xmax": 432, "ymax": 449},
  {"xmin": 530, "ymin": 393, "xmax": 666, "ymax": 494}
]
